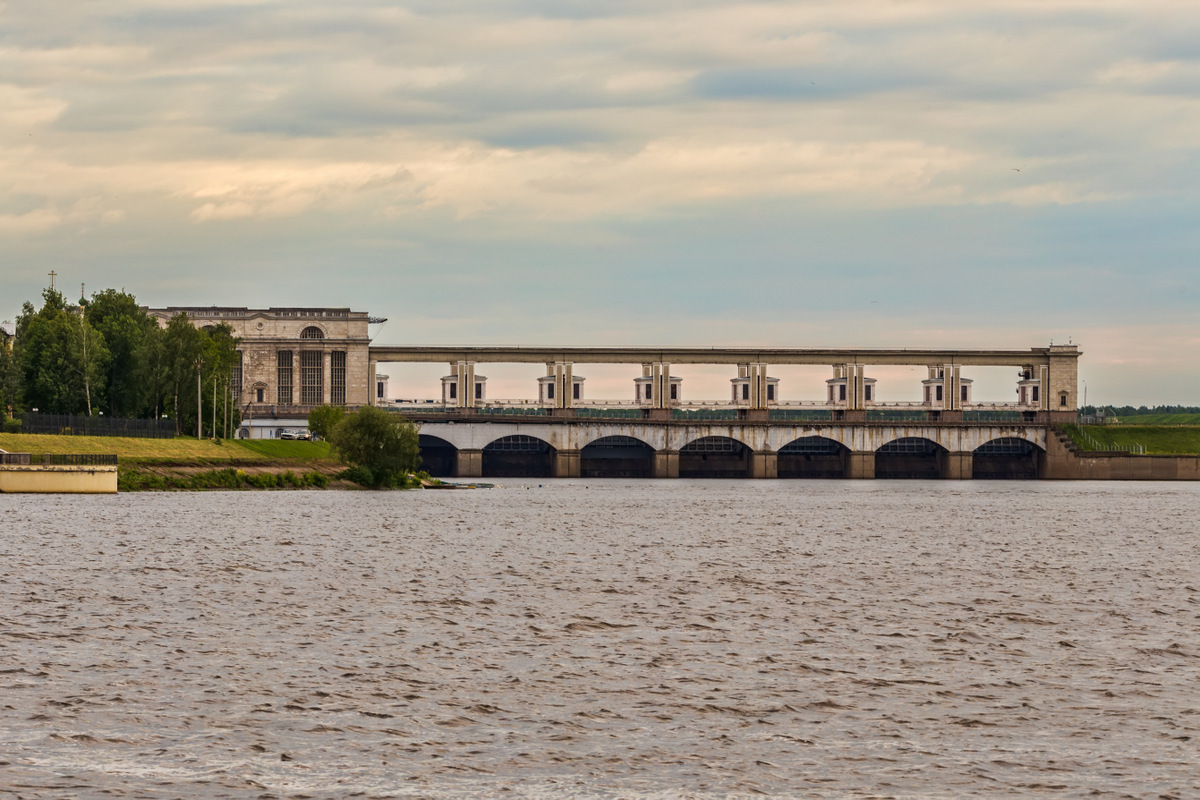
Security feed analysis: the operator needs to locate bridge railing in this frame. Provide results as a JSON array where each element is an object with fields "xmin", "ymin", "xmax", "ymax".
[
  {"xmin": 0, "ymin": 453, "xmax": 119, "ymax": 466},
  {"xmin": 1073, "ymin": 427, "xmax": 1146, "ymax": 455}
]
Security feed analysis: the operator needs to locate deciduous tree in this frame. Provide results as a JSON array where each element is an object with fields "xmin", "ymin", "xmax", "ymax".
[
  {"xmin": 328, "ymin": 407, "xmax": 420, "ymax": 488},
  {"xmin": 307, "ymin": 404, "xmax": 345, "ymax": 439}
]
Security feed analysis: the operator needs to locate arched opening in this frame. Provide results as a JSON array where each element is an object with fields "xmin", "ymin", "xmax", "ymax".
[
  {"xmin": 876, "ymin": 437, "xmax": 946, "ymax": 479},
  {"xmin": 418, "ymin": 434, "xmax": 458, "ymax": 478},
  {"xmin": 974, "ymin": 437, "xmax": 1043, "ymax": 479},
  {"xmin": 679, "ymin": 436, "xmax": 749, "ymax": 478},
  {"xmin": 580, "ymin": 436, "xmax": 654, "ymax": 478},
  {"xmin": 300, "ymin": 326, "xmax": 325, "ymax": 339},
  {"xmin": 483, "ymin": 435, "xmax": 555, "ymax": 478},
  {"xmin": 779, "ymin": 436, "xmax": 848, "ymax": 479}
]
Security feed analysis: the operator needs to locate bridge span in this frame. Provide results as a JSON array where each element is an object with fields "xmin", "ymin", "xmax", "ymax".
[{"xmin": 413, "ymin": 416, "xmax": 1050, "ymax": 480}]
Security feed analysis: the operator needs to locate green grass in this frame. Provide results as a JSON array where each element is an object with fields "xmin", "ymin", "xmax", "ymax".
[
  {"xmin": 230, "ymin": 439, "xmax": 335, "ymax": 460},
  {"xmin": 1113, "ymin": 413, "xmax": 1200, "ymax": 425},
  {"xmin": 0, "ymin": 433, "xmax": 337, "ymax": 465},
  {"xmin": 1065, "ymin": 425, "xmax": 1200, "ymax": 455},
  {"xmin": 0, "ymin": 433, "xmax": 261, "ymax": 461}
]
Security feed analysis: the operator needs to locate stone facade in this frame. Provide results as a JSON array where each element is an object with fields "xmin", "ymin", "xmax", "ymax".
[{"xmin": 147, "ymin": 307, "xmax": 373, "ymax": 417}]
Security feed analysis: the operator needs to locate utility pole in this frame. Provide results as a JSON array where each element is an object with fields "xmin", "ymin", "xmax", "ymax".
[{"xmin": 196, "ymin": 360, "xmax": 203, "ymax": 439}]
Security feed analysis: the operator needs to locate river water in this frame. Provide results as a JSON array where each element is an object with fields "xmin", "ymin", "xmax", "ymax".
[{"xmin": 2, "ymin": 481, "xmax": 1199, "ymax": 798}]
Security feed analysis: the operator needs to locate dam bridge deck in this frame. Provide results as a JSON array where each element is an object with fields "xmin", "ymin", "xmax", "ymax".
[{"xmin": 407, "ymin": 413, "xmax": 1054, "ymax": 481}]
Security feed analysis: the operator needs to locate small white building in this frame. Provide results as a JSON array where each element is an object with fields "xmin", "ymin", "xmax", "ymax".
[
  {"xmin": 1016, "ymin": 368, "xmax": 1041, "ymax": 408},
  {"xmin": 731, "ymin": 365, "xmax": 780, "ymax": 406},
  {"xmin": 922, "ymin": 367, "xmax": 972, "ymax": 408},
  {"xmin": 634, "ymin": 375, "xmax": 682, "ymax": 406},
  {"xmin": 375, "ymin": 372, "xmax": 390, "ymax": 404},
  {"xmin": 826, "ymin": 366, "xmax": 877, "ymax": 405},
  {"xmin": 239, "ymin": 416, "xmax": 311, "ymax": 439},
  {"xmin": 538, "ymin": 374, "xmax": 585, "ymax": 406},
  {"xmin": 441, "ymin": 373, "xmax": 488, "ymax": 405}
]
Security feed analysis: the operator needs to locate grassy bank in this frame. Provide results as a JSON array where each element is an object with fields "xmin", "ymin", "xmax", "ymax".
[
  {"xmin": 1065, "ymin": 425, "xmax": 1200, "ymax": 455},
  {"xmin": 0, "ymin": 433, "xmax": 347, "ymax": 491},
  {"xmin": 1111, "ymin": 413, "xmax": 1200, "ymax": 425},
  {"xmin": 0, "ymin": 433, "xmax": 334, "ymax": 464}
]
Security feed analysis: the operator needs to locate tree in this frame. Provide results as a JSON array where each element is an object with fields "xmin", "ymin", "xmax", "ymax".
[
  {"xmin": 160, "ymin": 313, "xmax": 204, "ymax": 435},
  {"xmin": 200, "ymin": 322, "xmax": 241, "ymax": 438},
  {"xmin": 0, "ymin": 328, "xmax": 17, "ymax": 422},
  {"xmin": 86, "ymin": 289, "xmax": 159, "ymax": 417},
  {"xmin": 17, "ymin": 288, "xmax": 109, "ymax": 415},
  {"xmin": 307, "ymin": 404, "xmax": 345, "ymax": 440},
  {"xmin": 328, "ymin": 407, "xmax": 420, "ymax": 488}
]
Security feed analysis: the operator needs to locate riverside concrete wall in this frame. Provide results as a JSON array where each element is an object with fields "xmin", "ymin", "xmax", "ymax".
[
  {"xmin": 1041, "ymin": 433, "xmax": 1200, "ymax": 481},
  {"xmin": 0, "ymin": 466, "xmax": 118, "ymax": 493}
]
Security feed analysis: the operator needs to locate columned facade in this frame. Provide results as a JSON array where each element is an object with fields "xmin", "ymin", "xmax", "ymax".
[{"xmin": 147, "ymin": 307, "xmax": 374, "ymax": 438}]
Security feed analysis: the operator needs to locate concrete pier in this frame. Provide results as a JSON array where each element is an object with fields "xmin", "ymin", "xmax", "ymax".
[{"xmin": 0, "ymin": 465, "xmax": 118, "ymax": 493}]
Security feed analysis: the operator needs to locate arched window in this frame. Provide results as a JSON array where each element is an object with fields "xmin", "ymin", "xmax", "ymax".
[{"xmin": 300, "ymin": 326, "xmax": 324, "ymax": 339}]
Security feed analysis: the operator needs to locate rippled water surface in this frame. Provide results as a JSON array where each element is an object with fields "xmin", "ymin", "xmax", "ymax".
[{"xmin": 2, "ymin": 481, "xmax": 1199, "ymax": 798}]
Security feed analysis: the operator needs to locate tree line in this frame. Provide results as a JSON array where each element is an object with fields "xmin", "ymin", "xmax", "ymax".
[
  {"xmin": 1080, "ymin": 404, "xmax": 1200, "ymax": 416},
  {"xmin": 0, "ymin": 288, "xmax": 241, "ymax": 437}
]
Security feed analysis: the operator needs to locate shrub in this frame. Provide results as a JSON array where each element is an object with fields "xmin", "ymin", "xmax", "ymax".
[
  {"xmin": 245, "ymin": 472, "xmax": 279, "ymax": 489},
  {"xmin": 328, "ymin": 407, "xmax": 420, "ymax": 489},
  {"xmin": 338, "ymin": 465, "xmax": 375, "ymax": 487},
  {"xmin": 118, "ymin": 468, "xmax": 169, "ymax": 492},
  {"xmin": 188, "ymin": 468, "xmax": 243, "ymax": 489},
  {"xmin": 304, "ymin": 471, "xmax": 329, "ymax": 488}
]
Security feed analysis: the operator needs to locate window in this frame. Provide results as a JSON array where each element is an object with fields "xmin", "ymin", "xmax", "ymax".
[
  {"xmin": 1032, "ymin": 386, "xmax": 1039, "ymax": 402},
  {"xmin": 449, "ymin": 382, "xmax": 457, "ymax": 399},
  {"xmin": 331, "ymin": 351, "xmax": 346, "ymax": 405},
  {"xmin": 277, "ymin": 351, "xmax": 293, "ymax": 404},
  {"xmin": 300, "ymin": 351, "xmax": 322, "ymax": 405},
  {"xmin": 547, "ymin": 383, "xmax": 555, "ymax": 399},
  {"xmin": 475, "ymin": 382, "xmax": 482, "ymax": 400},
  {"xmin": 256, "ymin": 387, "xmax": 264, "ymax": 403},
  {"xmin": 961, "ymin": 385, "xmax": 968, "ymax": 402},
  {"xmin": 670, "ymin": 385, "xmax": 678, "ymax": 400},
  {"xmin": 645, "ymin": 384, "xmax": 652, "ymax": 399},
  {"xmin": 300, "ymin": 326, "xmax": 324, "ymax": 339},
  {"xmin": 839, "ymin": 385, "xmax": 846, "ymax": 401},
  {"xmin": 230, "ymin": 351, "xmax": 243, "ymax": 402},
  {"xmin": 1060, "ymin": 394, "xmax": 1068, "ymax": 407},
  {"xmin": 767, "ymin": 385, "xmax": 775, "ymax": 401},
  {"xmin": 377, "ymin": 381, "xmax": 385, "ymax": 399},
  {"xmin": 863, "ymin": 385, "xmax": 871, "ymax": 401},
  {"xmin": 925, "ymin": 387, "xmax": 931, "ymax": 403},
  {"xmin": 573, "ymin": 383, "xmax": 580, "ymax": 400},
  {"xmin": 742, "ymin": 384, "xmax": 749, "ymax": 400},
  {"xmin": 936, "ymin": 385, "xmax": 943, "ymax": 401}
]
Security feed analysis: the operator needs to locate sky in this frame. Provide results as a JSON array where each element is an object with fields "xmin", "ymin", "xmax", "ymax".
[{"xmin": 2, "ymin": 0, "xmax": 1198, "ymax": 405}]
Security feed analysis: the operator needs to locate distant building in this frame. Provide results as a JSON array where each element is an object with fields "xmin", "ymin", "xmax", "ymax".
[{"xmin": 147, "ymin": 307, "xmax": 377, "ymax": 439}]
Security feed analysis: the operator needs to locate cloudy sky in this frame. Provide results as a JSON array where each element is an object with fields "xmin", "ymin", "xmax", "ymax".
[{"xmin": 2, "ymin": 0, "xmax": 1198, "ymax": 404}]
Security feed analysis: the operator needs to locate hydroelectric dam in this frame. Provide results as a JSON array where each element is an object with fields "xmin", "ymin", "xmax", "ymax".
[{"xmin": 363, "ymin": 344, "xmax": 1129, "ymax": 480}]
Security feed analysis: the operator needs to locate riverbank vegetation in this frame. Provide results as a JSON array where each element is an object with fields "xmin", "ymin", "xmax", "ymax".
[
  {"xmin": 327, "ymin": 406, "xmax": 421, "ymax": 488},
  {"xmin": 0, "ymin": 433, "xmax": 334, "ymax": 463},
  {"xmin": 1, "ymin": 287, "xmax": 241, "ymax": 437},
  {"xmin": 118, "ymin": 467, "xmax": 331, "ymax": 492},
  {"xmin": 1065, "ymin": 425, "xmax": 1200, "ymax": 454}
]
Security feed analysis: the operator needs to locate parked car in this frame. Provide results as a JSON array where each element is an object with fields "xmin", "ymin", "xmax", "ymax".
[{"xmin": 280, "ymin": 428, "xmax": 311, "ymax": 440}]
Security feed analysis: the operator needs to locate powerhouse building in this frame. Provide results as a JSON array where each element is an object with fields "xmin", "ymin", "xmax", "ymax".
[{"xmin": 148, "ymin": 307, "xmax": 375, "ymax": 439}]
